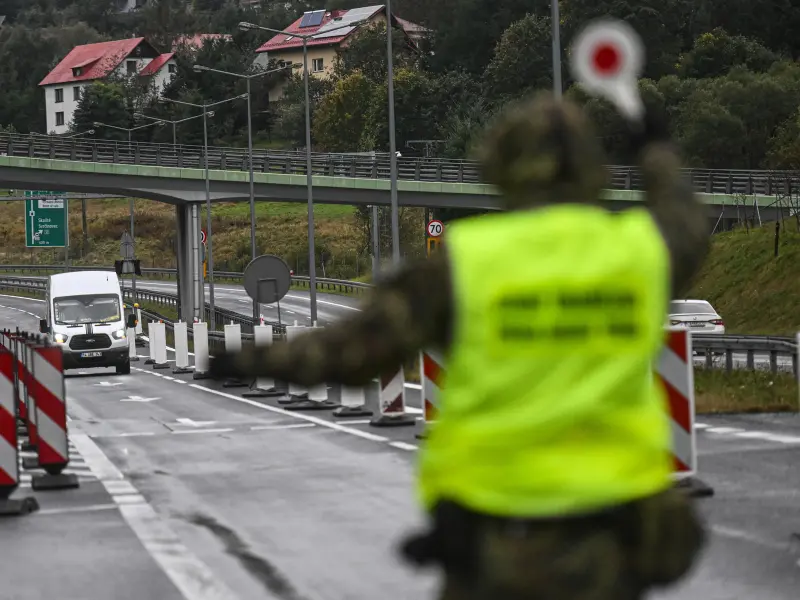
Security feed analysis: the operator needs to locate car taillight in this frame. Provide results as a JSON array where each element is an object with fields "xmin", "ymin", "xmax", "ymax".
[{"xmin": 711, "ymin": 319, "xmax": 724, "ymax": 326}]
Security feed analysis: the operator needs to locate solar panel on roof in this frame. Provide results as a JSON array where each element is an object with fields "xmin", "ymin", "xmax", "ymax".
[
  {"xmin": 300, "ymin": 9, "xmax": 325, "ymax": 28},
  {"xmin": 314, "ymin": 5, "xmax": 381, "ymax": 36}
]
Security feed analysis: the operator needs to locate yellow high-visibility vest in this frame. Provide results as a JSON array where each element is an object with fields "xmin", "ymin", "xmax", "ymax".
[{"xmin": 418, "ymin": 204, "xmax": 673, "ymax": 517}]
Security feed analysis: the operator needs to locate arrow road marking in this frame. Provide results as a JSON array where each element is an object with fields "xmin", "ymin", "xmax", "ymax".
[{"xmin": 120, "ymin": 395, "xmax": 160, "ymax": 403}]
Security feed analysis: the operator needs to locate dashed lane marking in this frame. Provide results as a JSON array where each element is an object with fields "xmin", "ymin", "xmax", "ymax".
[{"xmin": 69, "ymin": 429, "xmax": 241, "ymax": 600}]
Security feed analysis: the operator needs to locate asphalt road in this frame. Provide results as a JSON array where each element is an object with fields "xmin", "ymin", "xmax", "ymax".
[
  {"xmin": 127, "ymin": 279, "xmax": 362, "ymax": 327},
  {"xmin": 1, "ymin": 293, "xmax": 800, "ymax": 600}
]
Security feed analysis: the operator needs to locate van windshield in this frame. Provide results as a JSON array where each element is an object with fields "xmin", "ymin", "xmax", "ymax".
[{"xmin": 54, "ymin": 294, "xmax": 121, "ymax": 325}]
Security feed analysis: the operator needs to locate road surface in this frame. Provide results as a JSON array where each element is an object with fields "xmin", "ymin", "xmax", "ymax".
[{"xmin": 1, "ymin": 293, "xmax": 799, "ymax": 600}]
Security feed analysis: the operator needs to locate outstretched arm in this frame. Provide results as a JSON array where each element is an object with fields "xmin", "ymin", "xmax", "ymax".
[{"xmin": 213, "ymin": 251, "xmax": 454, "ymax": 388}]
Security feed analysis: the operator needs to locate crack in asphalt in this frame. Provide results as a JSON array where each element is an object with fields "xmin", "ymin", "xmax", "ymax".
[{"xmin": 185, "ymin": 511, "xmax": 311, "ymax": 600}]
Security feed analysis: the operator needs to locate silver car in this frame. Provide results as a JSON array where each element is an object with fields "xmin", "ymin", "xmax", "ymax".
[{"xmin": 668, "ymin": 300, "xmax": 725, "ymax": 334}]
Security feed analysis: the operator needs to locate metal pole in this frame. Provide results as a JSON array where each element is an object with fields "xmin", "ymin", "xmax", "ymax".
[
  {"xmin": 64, "ymin": 198, "xmax": 69, "ymax": 269},
  {"xmin": 81, "ymin": 199, "xmax": 88, "ymax": 254},
  {"xmin": 246, "ymin": 78, "xmax": 258, "ymax": 322},
  {"xmin": 386, "ymin": 0, "xmax": 400, "ymax": 264},
  {"xmin": 130, "ymin": 197, "xmax": 136, "ymax": 304},
  {"xmin": 172, "ymin": 122, "xmax": 176, "ymax": 146},
  {"xmin": 371, "ymin": 205, "xmax": 380, "ymax": 278},
  {"xmin": 203, "ymin": 106, "xmax": 216, "ymax": 330},
  {"xmin": 304, "ymin": 38, "xmax": 318, "ymax": 324},
  {"xmin": 551, "ymin": 0, "xmax": 562, "ymax": 99}
]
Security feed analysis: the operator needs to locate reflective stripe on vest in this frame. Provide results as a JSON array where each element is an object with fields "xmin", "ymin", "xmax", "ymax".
[{"xmin": 418, "ymin": 205, "xmax": 673, "ymax": 517}]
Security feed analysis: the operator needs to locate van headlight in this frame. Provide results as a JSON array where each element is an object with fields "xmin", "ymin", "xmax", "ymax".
[
  {"xmin": 112, "ymin": 329, "xmax": 126, "ymax": 339},
  {"xmin": 54, "ymin": 333, "xmax": 67, "ymax": 344}
]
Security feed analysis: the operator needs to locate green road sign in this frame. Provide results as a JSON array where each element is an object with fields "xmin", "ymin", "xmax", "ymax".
[{"xmin": 24, "ymin": 191, "xmax": 68, "ymax": 248}]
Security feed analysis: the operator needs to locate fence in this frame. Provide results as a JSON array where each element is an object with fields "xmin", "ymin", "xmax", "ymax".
[{"xmin": 4, "ymin": 132, "xmax": 800, "ymax": 196}]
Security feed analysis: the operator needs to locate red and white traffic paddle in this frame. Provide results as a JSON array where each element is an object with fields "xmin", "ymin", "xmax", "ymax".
[{"xmin": 570, "ymin": 19, "xmax": 645, "ymax": 122}]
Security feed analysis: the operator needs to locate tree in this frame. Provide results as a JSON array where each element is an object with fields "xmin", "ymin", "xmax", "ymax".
[
  {"xmin": 483, "ymin": 14, "xmax": 552, "ymax": 103},
  {"xmin": 313, "ymin": 71, "xmax": 375, "ymax": 152},
  {"xmin": 333, "ymin": 22, "xmax": 415, "ymax": 83},
  {"xmin": 676, "ymin": 28, "xmax": 780, "ymax": 79},
  {"xmin": 273, "ymin": 74, "xmax": 334, "ymax": 148},
  {"xmin": 71, "ymin": 81, "xmax": 132, "ymax": 139},
  {"xmin": 764, "ymin": 108, "xmax": 800, "ymax": 170}
]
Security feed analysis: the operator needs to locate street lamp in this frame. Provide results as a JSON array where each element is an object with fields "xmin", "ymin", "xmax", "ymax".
[
  {"xmin": 159, "ymin": 93, "xmax": 249, "ymax": 331},
  {"xmin": 93, "ymin": 119, "xmax": 165, "ymax": 306},
  {"xmin": 32, "ymin": 129, "xmax": 96, "ymax": 139},
  {"xmin": 239, "ymin": 18, "xmax": 367, "ymax": 325},
  {"xmin": 386, "ymin": 0, "xmax": 400, "ymax": 264},
  {"xmin": 192, "ymin": 61, "xmax": 298, "ymax": 322},
  {"xmin": 551, "ymin": 0, "xmax": 562, "ymax": 99},
  {"xmin": 134, "ymin": 110, "xmax": 215, "ymax": 146}
]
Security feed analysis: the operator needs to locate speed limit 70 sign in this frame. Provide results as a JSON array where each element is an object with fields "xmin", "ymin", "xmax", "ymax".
[{"xmin": 427, "ymin": 220, "xmax": 443, "ymax": 238}]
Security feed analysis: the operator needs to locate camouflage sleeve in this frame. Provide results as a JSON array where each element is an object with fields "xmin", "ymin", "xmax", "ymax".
[
  {"xmin": 230, "ymin": 251, "xmax": 454, "ymax": 388},
  {"xmin": 640, "ymin": 142, "xmax": 711, "ymax": 298}
]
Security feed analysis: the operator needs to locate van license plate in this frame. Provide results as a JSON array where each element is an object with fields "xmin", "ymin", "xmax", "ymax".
[{"xmin": 80, "ymin": 352, "xmax": 103, "ymax": 358}]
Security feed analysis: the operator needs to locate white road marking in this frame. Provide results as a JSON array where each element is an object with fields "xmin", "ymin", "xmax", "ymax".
[
  {"xmin": 711, "ymin": 524, "xmax": 789, "ymax": 551},
  {"xmin": 250, "ymin": 423, "xmax": 316, "ymax": 431},
  {"xmin": 172, "ymin": 428, "xmax": 235, "ymax": 435},
  {"xmin": 706, "ymin": 427, "xmax": 745, "ymax": 434},
  {"xmin": 36, "ymin": 503, "xmax": 120, "ymax": 516},
  {"xmin": 69, "ymin": 430, "xmax": 240, "ymax": 600},
  {"xmin": 389, "ymin": 441, "xmax": 418, "ymax": 452}
]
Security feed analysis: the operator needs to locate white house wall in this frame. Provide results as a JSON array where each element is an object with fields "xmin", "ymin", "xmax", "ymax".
[
  {"xmin": 45, "ymin": 82, "xmax": 88, "ymax": 135},
  {"xmin": 152, "ymin": 59, "xmax": 177, "ymax": 95}
]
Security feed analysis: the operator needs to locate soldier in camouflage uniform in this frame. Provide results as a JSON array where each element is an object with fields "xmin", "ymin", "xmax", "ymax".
[{"xmin": 210, "ymin": 92, "xmax": 709, "ymax": 599}]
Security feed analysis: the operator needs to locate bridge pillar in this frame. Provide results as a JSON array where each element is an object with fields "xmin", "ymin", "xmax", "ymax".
[{"xmin": 176, "ymin": 204, "xmax": 204, "ymax": 322}]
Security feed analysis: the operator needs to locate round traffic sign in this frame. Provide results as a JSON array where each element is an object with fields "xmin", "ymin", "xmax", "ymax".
[
  {"xmin": 427, "ymin": 220, "xmax": 444, "ymax": 238},
  {"xmin": 570, "ymin": 19, "xmax": 645, "ymax": 120},
  {"xmin": 200, "ymin": 229, "xmax": 207, "ymax": 245},
  {"xmin": 243, "ymin": 254, "xmax": 292, "ymax": 304}
]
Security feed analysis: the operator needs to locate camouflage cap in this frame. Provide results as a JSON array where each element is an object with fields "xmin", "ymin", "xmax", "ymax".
[{"xmin": 476, "ymin": 92, "xmax": 609, "ymax": 209}]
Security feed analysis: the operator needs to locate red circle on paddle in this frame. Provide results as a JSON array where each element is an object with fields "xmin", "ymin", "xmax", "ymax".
[{"xmin": 592, "ymin": 43, "xmax": 622, "ymax": 75}]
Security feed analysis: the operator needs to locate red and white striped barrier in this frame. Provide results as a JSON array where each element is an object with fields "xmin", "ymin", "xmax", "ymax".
[
  {"xmin": 416, "ymin": 350, "xmax": 445, "ymax": 439},
  {"xmin": 370, "ymin": 368, "xmax": 416, "ymax": 427},
  {"xmin": 0, "ymin": 344, "xmax": 38, "ymax": 515},
  {"xmin": 657, "ymin": 329, "xmax": 697, "ymax": 477},
  {"xmin": 20, "ymin": 342, "xmax": 39, "ymax": 469},
  {"xmin": 27, "ymin": 340, "xmax": 78, "ymax": 490}
]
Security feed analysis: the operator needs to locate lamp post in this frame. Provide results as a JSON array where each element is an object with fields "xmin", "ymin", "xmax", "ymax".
[
  {"xmin": 385, "ymin": 0, "xmax": 400, "ymax": 264},
  {"xmin": 239, "ymin": 19, "xmax": 367, "ymax": 325},
  {"xmin": 551, "ymin": 0, "xmax": 562, "ymax": 99},
  {"xmin": 192, "ymin": 62, "xmax": 298, "ymax": 322},
  {"xmin": 159, "ymin": 93, "xmax": 248, "ymax": 331},
  {"xmin": 134, "ymin": 110, "xmax": 215, "ymax": 146},
  {"xmin": 92, "ymin": 119, "xmax": 166, "ymax": 305},
  {"xmin": 32, "ymin": 129, "xmax": 96, "ymax": 139}
]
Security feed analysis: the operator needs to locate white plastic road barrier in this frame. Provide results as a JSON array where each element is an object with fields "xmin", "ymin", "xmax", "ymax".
[
  {"xmin": 370, "ymin": 367, "xmax": 416, "ymax": 428},
  {"xmin": 127, "ymin": 327, "xmax": 138, "ymax": 361},
  {"xmin": 192, "ymin": 322, "xmax": 210, "ymax": 380},
  {"xmin": 243, "ymin": 325, "xmax": 282, "ymax": 398},
  {"xmin": 151, "ymin": 322, "xmax": 169, "ymax": 370},
  {"xmin": 145, "ymin": 322, "xmax": 156, "ymax": 365},
  {"xmin": 333, "ymin": 384, "xmax": 373, "ymax": 418},
  {"xmin": 134, "ymin": 305, "xmax": 143, "ymax": 336},
  {"xmin": 172, "ymin": 322, "xmax": 191, "ymax": 374},
  {"xmin": 28, "ymin": 340, "xmax": 78, "ymax": 490},
  {"xmin": 222, "ymin": 323, "xmax": 247, "ymax": 388},
  {"xmin": 416, "ymin": 350, "xmax": 445, "ymax": 439},
  {"xmin": 20, "ymin": 340, "xmax": 39, "ymax": 455},
  {"xmin": 287, "ymin": 322, "xmax": 336, "ymax": 412},
  {"xmin": 280, "ymin": 324, "xmax": 308, "ymax": 405}
]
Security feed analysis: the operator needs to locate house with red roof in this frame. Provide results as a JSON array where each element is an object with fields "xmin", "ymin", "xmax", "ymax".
[
  {"xmin": 254, "ymin": 4, "xmax": 425, "ymax": 101},
  {"xmin": 38, "ymin": 37, "xmax": 177, "ymax": 135}
]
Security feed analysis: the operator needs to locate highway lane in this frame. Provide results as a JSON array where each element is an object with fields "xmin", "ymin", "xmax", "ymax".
[
  {"xmin": 2, "ymin": 292, "xmax": 800, "ymax": 599},
  {"xmin": 126, "ymin": 279, "xmax": 363, "ymax": 326}
]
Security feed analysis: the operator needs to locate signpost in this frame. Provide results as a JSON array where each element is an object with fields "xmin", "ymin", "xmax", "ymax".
[
  {"xmin": 427, "ymin": 219, "xmax": 443, "ymax": 257},
  {"xmin": 24, "ymin": 191, "xmax": 68, "ymax": 248}
]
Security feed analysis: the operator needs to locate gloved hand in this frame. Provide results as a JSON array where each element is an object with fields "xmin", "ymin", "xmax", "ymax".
[
  {"xmin": 628, "ymin": 105, "xmax": 670, "ymax": 156},
  {"xmin": 207, "ymin": 352, "xmax": 246, "ymax": 381}
]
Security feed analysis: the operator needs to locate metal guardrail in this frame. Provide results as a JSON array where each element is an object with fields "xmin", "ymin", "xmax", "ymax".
[
  {"xmin": 0, "ymin": 264, "xmax": 373, "ymax": 296},
  {"xmin": 3, "ymin": 132, "xmax": 800, "ymax": 195},
  {"xmin": 0, "ymin": 272, "xmax": 796, "ymax": 374}
]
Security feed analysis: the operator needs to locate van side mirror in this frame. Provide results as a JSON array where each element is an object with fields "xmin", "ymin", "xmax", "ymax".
[
  {"xmin": 39, "ymin": 319, "xmax": 50, "ymax": 334},
  {"xmin": 126, "ymin": 314, "xmax": 137, "ymax": 329}
]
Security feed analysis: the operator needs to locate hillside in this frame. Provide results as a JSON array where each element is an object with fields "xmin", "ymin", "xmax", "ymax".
[{"xmin": 688, "ymin": 222, "xmax": 800, "ymax": 335}]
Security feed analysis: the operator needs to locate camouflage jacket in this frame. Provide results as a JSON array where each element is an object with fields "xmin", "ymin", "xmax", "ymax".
[{"xmin": 227, "ymin": 142, "xmax": 709, "ymax": 387}]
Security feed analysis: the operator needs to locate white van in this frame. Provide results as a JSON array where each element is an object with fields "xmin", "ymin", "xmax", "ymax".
[{"xmin": 40, "ymin": 271, "xmax": 133, "ymax": 374}]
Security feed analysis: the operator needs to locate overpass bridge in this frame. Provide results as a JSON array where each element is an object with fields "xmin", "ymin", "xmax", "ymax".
[{"xmin": 1, "ymin": 133, "xmax": 795, "ymax": 322}]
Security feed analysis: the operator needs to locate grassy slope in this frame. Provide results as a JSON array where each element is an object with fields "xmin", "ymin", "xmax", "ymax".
[
  {"xmin": 688, "ymin": 222, "xmax": 800, "ymax": 335},
  {"xmin": 0, "ymin": 198, "xmax": 369, "ymax": 277}
]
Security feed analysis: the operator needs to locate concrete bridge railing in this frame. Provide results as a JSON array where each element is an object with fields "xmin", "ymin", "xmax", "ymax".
[{"xmin": 3, "ymin": 133, "xmax": 800, "ymax": 197}]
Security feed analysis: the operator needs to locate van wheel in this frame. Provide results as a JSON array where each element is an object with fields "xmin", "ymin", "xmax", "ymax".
[{"xmin": 116, "ymin": 362, "xmax": 131, "ymax": 375}]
